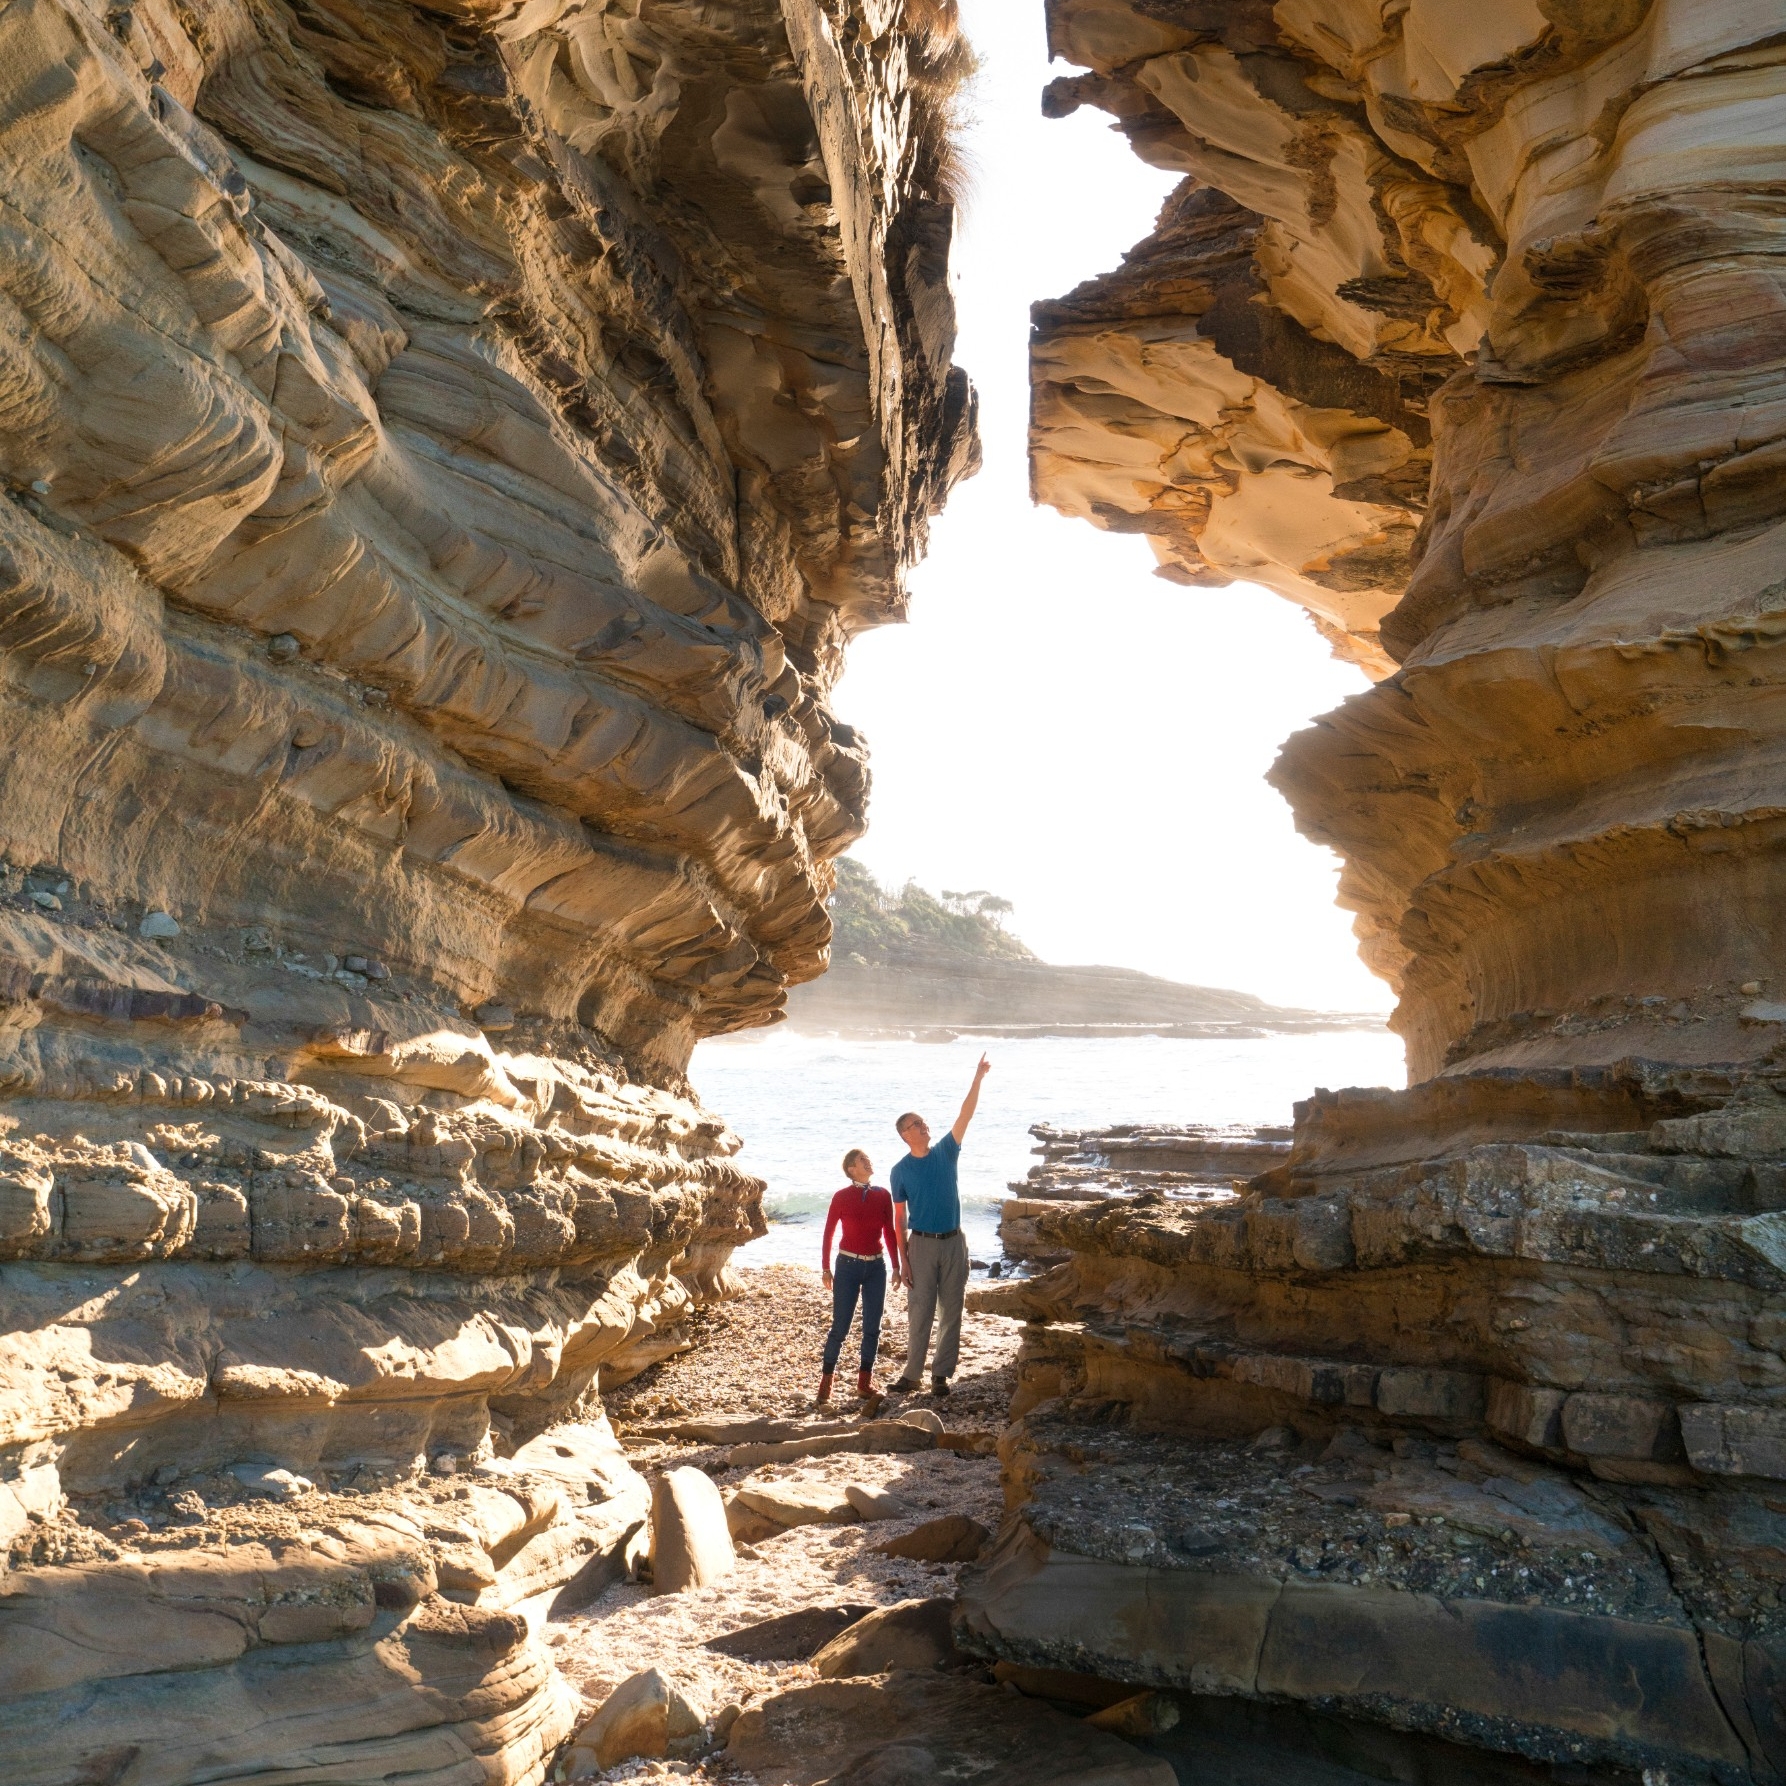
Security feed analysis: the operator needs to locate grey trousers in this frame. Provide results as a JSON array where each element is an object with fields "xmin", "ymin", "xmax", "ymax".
[{"xmin": 904, "ymin": 1230, "xmax": 969, "ymax": 1381}]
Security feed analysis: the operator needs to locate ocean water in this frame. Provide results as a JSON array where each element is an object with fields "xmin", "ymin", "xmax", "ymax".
[{"xmin": 691, "ymin": 1028, "xmax": 1407, "ymax": 1268}]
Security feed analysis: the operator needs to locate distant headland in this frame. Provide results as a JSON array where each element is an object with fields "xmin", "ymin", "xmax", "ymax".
[{"xmin": 784, "ymin": 862, "xmax": 1387, "ymax": 1041}]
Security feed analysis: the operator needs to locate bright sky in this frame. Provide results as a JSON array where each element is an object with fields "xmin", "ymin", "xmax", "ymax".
[{"xmin": 830, "ymin": 0, "xmax": 1393, "ymax": 1015}]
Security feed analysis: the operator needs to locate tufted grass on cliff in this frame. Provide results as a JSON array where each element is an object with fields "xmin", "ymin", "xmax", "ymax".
[
  {"xmin": 827, "ymin": 858, "xmax": 1036, "ymax": 967},
  {"xmin": 905, "ymin": 0, "xmax": 979, "ymax": 207}
]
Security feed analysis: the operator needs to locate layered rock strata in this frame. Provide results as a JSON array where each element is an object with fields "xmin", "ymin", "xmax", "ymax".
[
  {"xmin": 1033, "ymin": 0, "xmax": 1786, "ymax": 1078},
  {"xmin": 0, "ymin": 0, "xmax": 974, "ymax": 1777},
  {"xmin": 966, "ymin": 1078, "xmax": 1786, "ymax": 1781},
  {"xmin": 1009, "ymin": 2, "xmax": 1786, "ymax": 1779},
  {"xmin": 1016, "ymin": 1121, "xmax": 1294, "ymax": 1198},
  {"xmin": 998, "ymin": 1121, "xmax": 1282, "ymax": 1264}
]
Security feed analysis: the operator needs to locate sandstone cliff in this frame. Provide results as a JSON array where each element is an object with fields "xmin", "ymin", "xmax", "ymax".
[
  {"xmin": 1033, "ymin": 0, "xmax": 1786, "ymax": 1081},
  {"xmin": 0, "ymin": 0, "xmax": 975, "ymax": 1777},
  {"xmin": 994, "ymin": 4, "xmax": 1786, "ymax": 1781}
]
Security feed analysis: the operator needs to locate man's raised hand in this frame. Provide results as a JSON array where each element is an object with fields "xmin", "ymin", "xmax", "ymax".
[{"xmin": 952, "ymin": 1053, "xmax": 991, "ymax": 1143}]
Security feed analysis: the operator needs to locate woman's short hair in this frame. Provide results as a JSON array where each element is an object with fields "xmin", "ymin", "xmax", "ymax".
[{"xmin": 841, "ymin": 1148, "xmax": 870, "ymax": 1175}]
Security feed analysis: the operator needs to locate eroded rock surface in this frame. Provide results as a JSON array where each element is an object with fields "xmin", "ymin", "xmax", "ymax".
[
  {"xmin": 1019, "ymin": 4, "xmax": 1786, "ymax": 1779},
  {"xmin": 0, "ymin": 0, "xmax": 974, "ymax": 1777},
  {"xmin": 1035, "ymin": 0, "xmax": 1786, "ymax": 1079},
  {"xmin": 965, "ymin": 1071, "xmax": 1786, "ymax": 1781},
  {"xmin": 725, "ymin": 1672, "xmax": 1177, "ymax": 1786},
  {"xmin": 996, "ymin": 1119, "xmax": 1279, "ymax": 1265}
]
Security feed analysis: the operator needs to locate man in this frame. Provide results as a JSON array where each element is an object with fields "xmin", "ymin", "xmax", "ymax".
[{"xmin": 889, "ymin": 1053, "xmax": 990, "ymax": 1397}]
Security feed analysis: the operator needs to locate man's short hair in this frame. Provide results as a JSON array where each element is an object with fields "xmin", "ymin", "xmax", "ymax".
[{"xmin": 895, "ymin": 1111, "xmax": 923, "ymax": 1135}]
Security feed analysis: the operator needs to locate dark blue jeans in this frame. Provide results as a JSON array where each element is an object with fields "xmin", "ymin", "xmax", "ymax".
[{"xmin": 822, "ymin": 1254, "xmax": 887, "ymax": 1373}]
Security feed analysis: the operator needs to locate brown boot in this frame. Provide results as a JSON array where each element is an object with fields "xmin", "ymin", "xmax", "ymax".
[
  {"xmin": 816, "ymin": 1371, "xmax": 834, "ymax": 1404},
  {"xmin": 856, "ymin": 1368, "xmax": 875, "ymax": 1398}
]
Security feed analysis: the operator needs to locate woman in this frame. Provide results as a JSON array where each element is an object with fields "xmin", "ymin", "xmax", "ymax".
[{"xmin": 817, "ymin": 1148, "xmax": 902, "ymax": 1403}]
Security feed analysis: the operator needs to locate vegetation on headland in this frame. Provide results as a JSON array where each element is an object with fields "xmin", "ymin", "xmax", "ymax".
[
  {"xmin": 828, "ymin": 859, "xmax": 1037, "ymax": 966},
  {"xmin": 803, "ymin": 859, "xmax": 1384, "ymax": 1033}
]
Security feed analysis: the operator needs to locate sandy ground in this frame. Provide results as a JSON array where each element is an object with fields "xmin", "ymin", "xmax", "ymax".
[
  {"xmin": 550, "ymin": 1265, "xmax": 1022, "ymax": 1780},
  {"xmin": 606, "ymin": 1264, "xmax": 1019, "ymax": 1432}
]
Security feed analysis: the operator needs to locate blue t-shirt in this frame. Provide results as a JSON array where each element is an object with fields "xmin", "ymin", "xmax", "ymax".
[{"xmin": 891, "ymin": 1132, "xmax": 961, "ymax": 1233}]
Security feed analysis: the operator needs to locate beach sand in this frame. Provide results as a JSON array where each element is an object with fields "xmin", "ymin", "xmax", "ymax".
[{"xmin": 549, "ymin": 1265, "xmax": 1023, "ymax": 1779}]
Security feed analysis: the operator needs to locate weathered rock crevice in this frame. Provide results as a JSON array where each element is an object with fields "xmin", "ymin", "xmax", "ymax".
[{"xmin": 0, "ymin": 0, "xmax": 975, "ymax": 1777}]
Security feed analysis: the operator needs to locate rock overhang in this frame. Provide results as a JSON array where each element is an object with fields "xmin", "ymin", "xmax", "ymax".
[{"xmin": 1030, "ymin": 0, "xmax": 1786, "ymax": 1080}]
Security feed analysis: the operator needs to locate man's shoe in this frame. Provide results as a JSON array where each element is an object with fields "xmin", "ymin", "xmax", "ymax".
[
  {"xmin": 930, "ymin": 1376, "xmax": 951, "ymax": 1398},
  {"xmin": 816, "ymin": 1371, "xmax": 834, "ymax": 1404},
  {"xmin": 856, "ymin": 1369, "xmax": 876, "ymax": 1398},
  {"xmin": 889, "ymin": 1377, "xmax": 921, "ymax": 1393}
]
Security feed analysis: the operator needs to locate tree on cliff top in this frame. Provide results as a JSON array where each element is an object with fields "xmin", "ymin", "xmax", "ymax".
[{"xmin": 828, "ymin": 859, "xmax": 1037, "ymax": 967}]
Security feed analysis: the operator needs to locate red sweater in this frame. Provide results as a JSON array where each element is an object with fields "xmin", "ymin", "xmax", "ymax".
[{"xmin": 822, "ymin": 1184, "xmax": 898, "ymax": 1270}]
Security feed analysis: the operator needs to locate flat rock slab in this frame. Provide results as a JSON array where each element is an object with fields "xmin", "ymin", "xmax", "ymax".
[
  {"xmin": 633, "ymin": 1418, "xmax": 859, "ymax": 1446},
  {"xmin": 958, "ymin": 1517, "xmax": 1756, "ymax": 1781},
  {"xmin": 735, "ymin": 1480, "xmax": 860, "ymax": 1528},
  {"xmin": 724, "ymin": 1495, "xmax": 786, "ymax": 1544},
  {"xmin": 875, "ymin": 1514, "xmax": 990, "ymax": 1562},
  {"xmin": 704, "ymin": 1604, "xmax": 875, "ymax": 1661},
  {"xmin": 725, "ymin": 1674, "xmax": 1175, "ymax": 1786},
  {"xmin": 727, "ymin": 1420, "xmax": 937, "ymax": 1471},
  {"xmin": 846, "ymin": 1484, "xmax": 913, "ymax": 1521}
]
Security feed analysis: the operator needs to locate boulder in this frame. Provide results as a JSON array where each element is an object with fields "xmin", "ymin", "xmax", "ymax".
[
  {"xmin": 650, "ymin": 1467, "xmax": 735, "ymax": 1593},
  {"xmin": 811, "ymin": 1598, "xmax": 964, "ymax": 1677},
  {"xmin": 894, "ymin": 1408, "xmax": 944, "ymax": 1435},
  {"xmin": 874, "ymin": 1514, "xmax": 990, "ymax": 1563},
  {"xmin": 936, "ymin": 1430, "xmax": 1000, "ymax": 1455},
  {"xmin": 228, "ymin": 1465, "xmax": 312, "ymax": 1501},
  {"xmin": 705, "ymin": 1605, "xmax": 874, "ymax": 1661},
  {"xmin": 846, "ymin": 1483, "xmax": 913, "ymax": 1521},
  {"xmin": 563, "ymin": 1668, "xmax": 707, "ymax": 1775}
]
